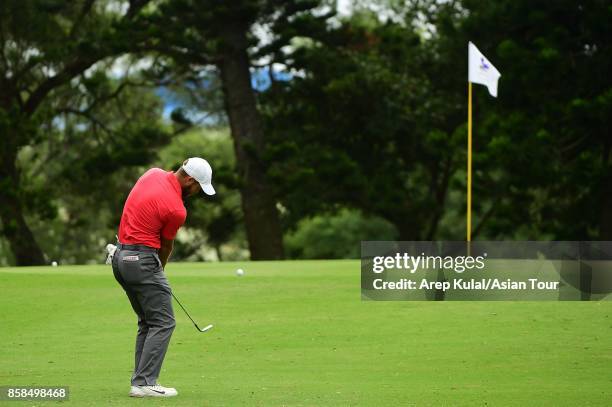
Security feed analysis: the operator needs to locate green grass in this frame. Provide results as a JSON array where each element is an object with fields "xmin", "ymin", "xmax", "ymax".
[{"xmin": 1, "ymin": 260, "xmax": 611, "ymax": 406}]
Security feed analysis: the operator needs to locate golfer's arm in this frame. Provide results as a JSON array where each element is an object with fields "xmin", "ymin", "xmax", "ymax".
[{"xmin": 159, "ymin": 237, "xmax": 174, "ymax": 269}]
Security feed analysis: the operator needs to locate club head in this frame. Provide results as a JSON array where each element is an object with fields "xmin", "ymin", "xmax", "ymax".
[{"xmin": 198, "ymin": 324, "xmax": 214, "ymax": 333}]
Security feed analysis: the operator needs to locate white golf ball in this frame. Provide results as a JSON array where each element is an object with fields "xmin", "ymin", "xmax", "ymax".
[
  {"xmin": 236, "ymin": 268, "xmax": 244, "ymax": 276},
  {"xmin": 51, "ymin": 261, "xmax": 58, "ymax": 267}
]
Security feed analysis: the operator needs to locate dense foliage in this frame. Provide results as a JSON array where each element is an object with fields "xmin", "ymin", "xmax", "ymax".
[{"xmin": 1, "ymin": 0, "xmax": 611, "ymax": 265}]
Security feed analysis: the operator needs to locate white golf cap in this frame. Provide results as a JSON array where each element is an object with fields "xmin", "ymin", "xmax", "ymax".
[{"xmin": 183, "ymin": 157, "xmax": 216, "ymax": 195}]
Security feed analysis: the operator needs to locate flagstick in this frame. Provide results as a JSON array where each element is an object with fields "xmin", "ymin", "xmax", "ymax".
[{"xmin": 467, "ymin": 82, "xmax": 473, "ymax": 243}]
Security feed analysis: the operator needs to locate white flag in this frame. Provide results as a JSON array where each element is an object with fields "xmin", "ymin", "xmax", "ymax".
[{"xmin": 468, "ymin": 42, "xmax": 501, "ymax": 97}]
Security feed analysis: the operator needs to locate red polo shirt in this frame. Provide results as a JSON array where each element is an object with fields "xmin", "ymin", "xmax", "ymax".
[{"xmin": 118, "ymin": 168, "xmax": 187, "ymax": 249}]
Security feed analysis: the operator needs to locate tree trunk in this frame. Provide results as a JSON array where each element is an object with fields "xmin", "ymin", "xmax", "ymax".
[
  {"xmin": 388, "ymin": 207, "xmax": 421, "ymax": 241},
  {"xmin": 215, "ymin": 244, "xmax": 223, "ymax": 262},
  {"xmin": 425, "ymin": 157, "xmax": 453, "ymax": 240},
  {"xmin": 599, "ymin": 172, "xmax": 612, "ymax": 240},
  {"xmin": 0, "ymin": 147, "xmax": 47, "ymax": 266},
  {"xmin": 217, "ymin": 23, "xmax": 284, "ymax": 260},
  {"xmin": 599, "ymin": 141, "xmax": 612, "ymax": 240}
]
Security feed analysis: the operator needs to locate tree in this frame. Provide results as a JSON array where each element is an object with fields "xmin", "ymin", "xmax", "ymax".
[
  {"xmin": 261, "ymin": 8, "xmax": 465, "ymax": 240},
  {"xmin": 262, "ymin": 0, "xmax": 612, "ymax": 242},
  {"xmin": 129, "ymin": 0, "xmax": 333, "ymax": 259},
  {"xmin": 0, "ymin": 0, "xmax": 153, "ymax": 265},
  {"xmin": 285, "ymin": 208, "xmax": 398, "ymax": 259},
  {"xmin": 431, "ymin": 0, "xmax": 612, "ymax": 239}
]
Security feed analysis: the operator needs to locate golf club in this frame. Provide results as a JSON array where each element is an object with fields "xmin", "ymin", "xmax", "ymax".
[{"xmin": 171, "ymin": 292, "xmax": 213, "ymax": 333}]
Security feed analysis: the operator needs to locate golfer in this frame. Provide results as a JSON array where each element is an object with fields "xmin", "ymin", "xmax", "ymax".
[{"xmin": 111, "ymin": 157, "xmax": 215, "ymax": 398}]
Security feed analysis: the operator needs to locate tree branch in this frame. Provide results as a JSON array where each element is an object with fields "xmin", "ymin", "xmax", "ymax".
[
  {"xmin": 126, "ymin": 0, "xmax": 149, "ymax": 19},
  {"xmin": 58, "ymin": 107, "xmax": 112, "ymax": 134},
  {"xmin": 84, "ymin": 79, "xmax": 131, "ymax": 113},
  {"xmin": 0, "ymin": 25, "xmax": 9, "ymax": 75},
  {"xmin": 426, "ymin": 156, "xmax": 453, "ymax": 239},
  {"xmin": 69, "ymin": 0, "xmax": 97, "ymax": 39},
  {"xmin": 23, "ymin": 0, "xmax": 152, "ymax": 116},
  {"xmin": 133, "ymin": 44, "xmax": 219, "ymax": 66},
  {"xmin": 471, "ymin": 196, "xmax": 502, "ymax": 239},
  {"xmin": 24, "ymin": 57, "xmax": 102, "ymax": 115}
]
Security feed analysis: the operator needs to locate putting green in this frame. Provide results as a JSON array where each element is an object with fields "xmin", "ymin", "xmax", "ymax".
[{"xmin": 1, "ymin": 260, "xmax": 611, "ymax": 406}]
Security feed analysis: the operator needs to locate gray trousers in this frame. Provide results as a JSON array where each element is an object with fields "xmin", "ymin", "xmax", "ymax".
[{"xmin": 112, "ymin": 245, "xmax": 175, "ymax": 386}]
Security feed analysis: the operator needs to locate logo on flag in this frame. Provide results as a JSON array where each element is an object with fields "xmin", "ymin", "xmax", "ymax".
[
  {"xmin": 468, "ymin": 42, "xmax": 501, "ymax": 97},
  {"xmin": 479, "ymin": 57, "xmax": 489, "ymax": 71}
]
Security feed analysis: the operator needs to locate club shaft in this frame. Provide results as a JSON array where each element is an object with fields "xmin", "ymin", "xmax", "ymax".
[{"xmin": 170, "ymin": 291, "xmax": 201, "ymax": 330}]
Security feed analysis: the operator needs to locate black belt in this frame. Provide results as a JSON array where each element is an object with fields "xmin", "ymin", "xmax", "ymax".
[{"xmin": 117, "ymin": 243, "xmax": 158, "ymax": 252}]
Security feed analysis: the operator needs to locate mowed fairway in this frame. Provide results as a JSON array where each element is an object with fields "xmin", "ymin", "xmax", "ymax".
[{"xmin": 1, "ymin": 260, "xmax": 611, "ymax": 406}]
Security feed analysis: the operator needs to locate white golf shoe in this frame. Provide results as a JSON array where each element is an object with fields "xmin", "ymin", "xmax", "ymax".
[{"xmin": 129, "ymin": 384, "xmax": 178, "ymax": 397}]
